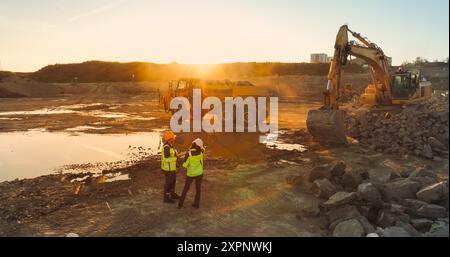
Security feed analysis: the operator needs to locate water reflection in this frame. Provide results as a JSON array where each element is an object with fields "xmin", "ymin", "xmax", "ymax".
[{"xmin": 0, "ymin": 130, "xmax": 161, "ymax": 181}]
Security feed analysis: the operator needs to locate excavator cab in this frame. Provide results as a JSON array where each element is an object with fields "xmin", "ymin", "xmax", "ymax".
[
  {"xmin": 391, "ymin": 71, "xmax": 432, "ymax": 103},
  {"xmin": 391, "ymin": 72, "xmax": 416, "ymax": 99}
]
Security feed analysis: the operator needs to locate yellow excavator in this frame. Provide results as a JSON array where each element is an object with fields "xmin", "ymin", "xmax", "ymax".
[{"xmin": 307, "ymin": 25, "xmax": 432, "ymax": 145}]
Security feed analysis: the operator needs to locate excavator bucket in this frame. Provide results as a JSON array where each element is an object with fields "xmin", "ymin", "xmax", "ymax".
[{"xmin": 306, "ymin": 109, "xmax": 348, "ymax": 145}]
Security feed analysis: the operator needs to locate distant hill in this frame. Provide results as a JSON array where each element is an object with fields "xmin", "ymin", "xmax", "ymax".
[
  {"xmin": 0, "ymin": 86, "xmax": 26, "ymax": 98},
  {"xmin": 0, "ymin": 71, "xmax": 14, "ymax": 81},
  {"xmin": 30, "ymin": 61, "xmax": 367, "ymax": 83}
]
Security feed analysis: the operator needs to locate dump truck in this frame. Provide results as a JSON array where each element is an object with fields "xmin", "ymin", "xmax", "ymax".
[
  {"xmin": 159, "ymin": 78, "xmax": 272, "ymax": 158},
  {"xmin": 160, "ymin": 78, "xmax": 270, "ymax": 114}
]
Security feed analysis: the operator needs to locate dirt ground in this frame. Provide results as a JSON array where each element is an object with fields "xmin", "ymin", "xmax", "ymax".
[{"xmin": 0, "ymin": 83, "xmax": 448, "ymax": 237}]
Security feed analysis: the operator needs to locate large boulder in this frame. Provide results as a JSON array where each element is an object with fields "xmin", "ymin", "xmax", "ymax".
[
  {"xmin": 425, "ymin": 219, "xmax": 449, "ymax": 237},
  {"xmin": 368, "ymin": 168, "xmax": 394, "ymax": 184},
  {"xmin": 296, "ymin": 196, "xmax": 322, "ymax": 218},
  {"xmin": 308, "ymin": 161, "xmax": 348, "ymax": 183},
  {"xmin": 323, "ymin": 192, "xmax": 357, "ymax": 209},
  {"xmin": 395, "ymin": 221, "xmax": 421, "ymax": 237},
  {"xmin": 409, "ymin": 176, "xmax": 440, "ymax": 188},
  {"xmin": 403, "ymin": 198, "xmax": 447, "ymax": 219},
  {"xmin": 416, "ymin": 181, "xmax": 449, "ymax": 203},
  {"xmin": 402, "ymin": 198, "xmax": 428, "ymax": 210},
  {"xmin": 416, "ymin": 203, "xmax": 447, "ymax": 220},
  {"xmin": 380, "ymin": 178, "xmax": 421, "ymax": 202},
  {"xmin": 332, "ymin": 219, "xmax": 365, "ymax": 237},
  {"xmin": 421, "ymin": 144, "xmax": 434, "ymax": 159},
  {"xmin": 377, "ymin": 226, "xmax": 412, "ymax": 237},
  {"xmin": 376, "ymin": 209, "xmax": 410, "ymax": 228},
  {"xmin": 357, "ymin": 206, "xmax": 379, "ymax": 223},
  {"xmin": 329, "ymin": 161, "xmax": 347, "ymax": 178},
  {"xmin": 357, "ymin": 182, "xmax": 382, "ymax": 204},
  {"xmin": 308, "ymin": 165, "xmax": 332, "ymax": 182},
  {"xmin": 409, "ymin": 168, "xmax": 438, "ymax": 180},
  {"xmin": 356, "ymin": 216, "xmax": 376, "ymax": 234},
  {"xmin": 341, "ymin": 169, "xmax": 367, "ymax": 189},
  {"xmin": 326, "ymin": 204, "xmax": 361, "ymax": 224},
  {"xmin": 312, "ymin": 178, "xmax": 337, "ymax": 199},
  {"xmin": 410, "ymin": 218, "xmax": 434, "ymax": 231},
  {"xmin": 428, "ymin": 137, "xmax": 448, "ymax": 152}
]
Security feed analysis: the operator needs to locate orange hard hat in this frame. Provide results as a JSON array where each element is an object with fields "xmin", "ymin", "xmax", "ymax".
[{"xmin": 163, "ymin": 130, "xmax": 176, "ymax": 142}]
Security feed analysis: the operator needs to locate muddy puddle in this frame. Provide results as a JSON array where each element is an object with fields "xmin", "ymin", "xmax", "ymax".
[
  {"xmin": 0, "ymin": 108, "xmax": 77, "ymax": 116},
  {"xmin": 0, "ymin": 130, "xmax": 161, "ymax": 182},
  {"xmin": 0, "ymin": 102, "xmax": 157, "ymax": 121},
  {"xmin": 262, "ymin": 131, "xmax": 308, "ymax": 152},
  {"xmin": 65, "ymin": 126, "xmax": 111, "ymax": 131}
]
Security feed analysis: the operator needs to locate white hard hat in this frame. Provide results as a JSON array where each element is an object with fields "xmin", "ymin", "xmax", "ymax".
[{"xmin": 192, "ymin": 138, "xmax": 204, "ymax": 148}]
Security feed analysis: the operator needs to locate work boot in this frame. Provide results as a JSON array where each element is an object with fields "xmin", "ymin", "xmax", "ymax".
[
  {"xmin": 191, "ymin": 203, "xmax": 199, "ymax": 209},
  {"xmin": 164, "ymin": 194, "xmax": 175, "ymax": 203},
  {"xmin": 171, "ymin": 193, "xmax": 181, "ymax": 200},
  {"xmin": 164, "ymin": 198, "xmax": 176, "ymax": 204}
]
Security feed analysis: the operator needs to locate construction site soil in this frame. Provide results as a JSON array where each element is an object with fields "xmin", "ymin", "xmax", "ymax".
[{"xmin": 0, "ymin": 78, "xmax": 448, "ymax": 237}]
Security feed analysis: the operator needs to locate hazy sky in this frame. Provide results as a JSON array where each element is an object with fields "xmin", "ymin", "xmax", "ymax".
[{"xmin": 1, "ymin": 0, "xmax": 449, "ymax": 71}]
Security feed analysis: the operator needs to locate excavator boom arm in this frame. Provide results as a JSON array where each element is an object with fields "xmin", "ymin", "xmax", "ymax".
[
  {"xmin": 325, "ymin": 25, "xmax": 349, "ymax": 109},
  {"xmin": 325, "ymin": 25, "xmax": 392, "ymax": 109}
]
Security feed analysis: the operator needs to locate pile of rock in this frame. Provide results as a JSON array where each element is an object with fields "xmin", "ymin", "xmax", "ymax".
[
  {"xmin": 345, "ymin": 95, "xmax": 449, "ymax": 159},
  {"xmin": 292, "ymin": 161, "xmax": 449, "ymax": 237}
]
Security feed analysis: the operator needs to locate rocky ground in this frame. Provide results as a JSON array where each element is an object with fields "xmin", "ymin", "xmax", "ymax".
[
  {"xmin": 284, "ymin": 94, "xmax": 450, "ymax": 237},
  {"xmin": 286, "ymin": 152, "xmax": 449, "ymax": 237},
  {"xmin": 346, "ymin": 92, "xmax": 449, "ymax": 160}
]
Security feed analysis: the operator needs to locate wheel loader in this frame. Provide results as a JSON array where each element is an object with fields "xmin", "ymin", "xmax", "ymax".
[{"xmin": 307, "ymin": 25, "xmax": 433, "ymax": 145}]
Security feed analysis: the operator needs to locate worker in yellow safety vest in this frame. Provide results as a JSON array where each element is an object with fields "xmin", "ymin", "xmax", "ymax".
[
  {"xmin": 178, "ymin": 138, "xmax": 205, "ymax": 209},
  {"xmin": 161, "ymin": 130, "xmax": 180, "ymax": 203}
]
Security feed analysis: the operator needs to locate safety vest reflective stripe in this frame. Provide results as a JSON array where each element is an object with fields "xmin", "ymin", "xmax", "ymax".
[
  {"xmin": 183, "ymin": 151, "xmax": 203, "ymax": 177},
  {"xmin": 161, "ymin": 145, "xmax": 177, "ymax": 171}
]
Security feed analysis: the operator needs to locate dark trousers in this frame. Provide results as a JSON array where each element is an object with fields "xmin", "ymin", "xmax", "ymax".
[
  {"xmin": 323, "ymin": 91, "xmax": 331, "ymax": 107},
  {"xmin": 163, "ymin": 171, "xmax": 177, "ymax": 200},
  {"xmin": 179, "ymin": 175, "xmax": 203, "ymax": 207}
]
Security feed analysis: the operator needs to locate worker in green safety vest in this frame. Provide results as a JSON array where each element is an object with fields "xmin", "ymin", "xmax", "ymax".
[
  {"xmin": 161, "ymin": 130, "xmax": 181, "ymax": 203},
  {"xmin": 178, "ymin": 138, "xmax": 205, "ymax": 209}
]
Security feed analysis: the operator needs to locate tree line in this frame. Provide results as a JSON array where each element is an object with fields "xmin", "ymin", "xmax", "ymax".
[{"xmin": 31, "ymin": 61, "xmax": 367, "ymax": 83}]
